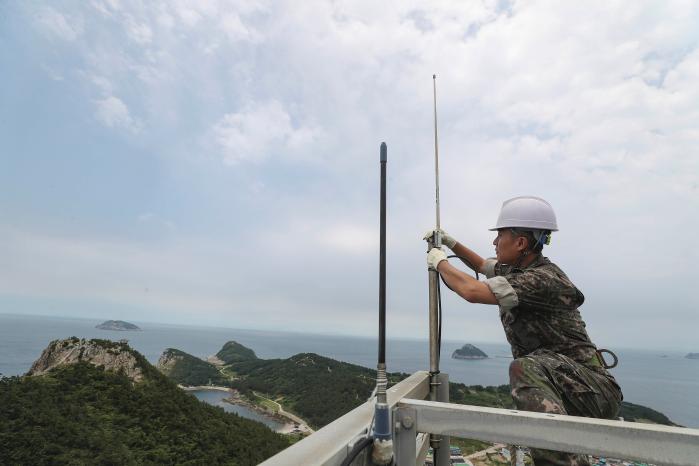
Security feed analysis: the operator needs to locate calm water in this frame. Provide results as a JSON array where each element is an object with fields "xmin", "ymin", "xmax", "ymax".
[
  {"xmin": 1, "ymin": 313, "xmax": 698, "ymax": 428},
  {"xmin": 189, "ymin": 389, "xmax": 284, "ymax": 431}
]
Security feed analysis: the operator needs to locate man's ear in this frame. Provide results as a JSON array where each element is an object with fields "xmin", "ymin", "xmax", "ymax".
[{"xmin": 515, "ymin": 236, "xmax": 528, "ymax": 252}]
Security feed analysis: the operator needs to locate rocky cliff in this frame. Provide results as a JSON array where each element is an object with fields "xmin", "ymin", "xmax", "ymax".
[
  {"xmin": 157, "ymin": 348, "xmax": 183, "ymax": 374},
  {"xmin": 27, "ymin": 337, "xmax": 145, "ymax": 382}
]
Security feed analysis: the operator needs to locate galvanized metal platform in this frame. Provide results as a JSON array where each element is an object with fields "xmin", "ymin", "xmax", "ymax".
[{"xmin": 261, "ymin": 371, "xmax": 699, "ymax": 466}]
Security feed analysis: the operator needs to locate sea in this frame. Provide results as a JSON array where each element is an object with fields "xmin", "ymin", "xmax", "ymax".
[
  {"xmin": 1, "ymin": 313, "xmax": 697, "ymax": 429},
  {"xmin": 188, "ymin": 389, "xmax": 284, "ymax": 431}
]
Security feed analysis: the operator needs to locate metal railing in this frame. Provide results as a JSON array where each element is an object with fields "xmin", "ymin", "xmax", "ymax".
[{"xmin": 261, "ymin": 371, "xmax": 699, "ymax": 466}]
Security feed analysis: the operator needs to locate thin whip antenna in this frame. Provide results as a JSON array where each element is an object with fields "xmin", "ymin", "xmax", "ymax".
[
  {"xmin": 428, "ymin": 74, "xmax": 446, "ymax": 464},
  {"xmin": 432, "ymin": 74, "xmax": 441, "ymax": 232}
]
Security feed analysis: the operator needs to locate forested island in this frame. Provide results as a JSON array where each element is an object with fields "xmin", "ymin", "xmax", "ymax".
[
  {"xmin": 686, "ymin": 353, "xmax": 699, "ymax": 359},
  {"xmin": 0, "ymin": 338, "xmax": 287, "ymax": 465},
  {"xmin": 0, "ymin": 338, "xmax": 679, "ymax": 464},
  {"xmin": 160, "ymin": 340, "xmax": 678, "ymax": 430},
  {"xmin": 161, "ymin": 340, "xmax": 387, "ymax": 429},
  {"xmin": 452, "ymin": 343, "xmax": 488, "ymax": 360},
  {"xmin": 95, "ymin": 320, "xmax": 140, "ymax": 331}
]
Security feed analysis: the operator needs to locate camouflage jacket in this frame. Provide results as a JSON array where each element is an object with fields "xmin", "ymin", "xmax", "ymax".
[{"xmin": 483, "ymin": 255, "xmax": 598, "ymax": 363}]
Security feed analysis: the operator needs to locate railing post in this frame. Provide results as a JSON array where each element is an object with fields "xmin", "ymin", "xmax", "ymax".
[
  {"xmin": 435, "ymin": 373, "xmax": 450, "ymax": 466},
  {"xmin": 394, "ymin": 405, "xmax": 417, "ymax": 465}
]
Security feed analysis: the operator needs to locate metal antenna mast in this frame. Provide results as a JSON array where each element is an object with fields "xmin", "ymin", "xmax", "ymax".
[
  {"xmin": 427, "ymin": 74, "xmax": 449, "ymax": 466},
  {"xmin": 433, "ymin": 74, "xmax": 442, "ymax": 240}
]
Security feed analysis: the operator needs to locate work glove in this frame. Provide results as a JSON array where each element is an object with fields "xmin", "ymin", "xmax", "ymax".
[
  {"xmin": 422, "ymin": 229, "xmax": 457, "ymax": 249},
  {"xmin": 427, "ymin": 248, "xmax": 448, "ymax": 270}
]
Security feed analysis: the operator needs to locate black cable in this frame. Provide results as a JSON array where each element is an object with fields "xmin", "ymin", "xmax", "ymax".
[
  {"xmin": 439, "ymin": 255, "xmax": 479, "ymax": 293},
  {"xmin": 436, "ymin": 277, "xmax": 442, "ymax": 362},
  {"xmin": 435, "ymin": 256, "xmax": 481, "ymax": 361},
  {"xmin": 340, "ymin": 436, "xmax": 373, "ymax": 466},
  {"xmin": 447, "ymin": 254, "xmax": 480, "ymax": 280}
]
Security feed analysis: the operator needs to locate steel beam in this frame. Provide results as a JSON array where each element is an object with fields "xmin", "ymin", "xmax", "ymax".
[
  {"xmin": 394, "ymin": 406, "xmax": 417, "ymax": 465},
  {"xmin": 401, "ymin": 399, "xmax": 699, "ymax": 466}
]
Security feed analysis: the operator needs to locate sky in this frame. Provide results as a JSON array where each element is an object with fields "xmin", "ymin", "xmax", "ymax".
[{"xmin": 1, "ymin": 1, "xmax": 698, "ymax": 351}]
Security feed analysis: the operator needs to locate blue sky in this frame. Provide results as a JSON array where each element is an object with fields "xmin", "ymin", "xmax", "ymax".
[{"xmin": 1, "ymin": 1, "xmax": 698, "ymax": 350}]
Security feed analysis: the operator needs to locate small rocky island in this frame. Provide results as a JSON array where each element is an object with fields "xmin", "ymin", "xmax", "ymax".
[
  {"xmin": 686, "ymin": 353, "xmax": 699, "ymax": 360},
  {"xmin": 96, "ymin": 320, "xmax": 140, "ymax": 331},
  {"xmin": 452, "ymin": 343, "xmax": 488, "ymax": 360}
]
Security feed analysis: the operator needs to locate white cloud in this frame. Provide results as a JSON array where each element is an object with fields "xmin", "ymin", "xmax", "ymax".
[
  {"xmin": 36, "ymin": 7, "xmax": 83, "ymax": 41},
  {"xmin": 219, "ymin": 12, "xmax": 260, "ymax": 42},
  {"xmin": 8, "ymin": 1, "xmax": 699, "ymax": 346},
  {"xmin": 125, "ymin": 17, "xmax": 153, "ymax": 44},
  {"xmin": 94, "ymin": 96, "xmax": 140, "ymax": 132},
  {"xmin": 317, "ymin": 224, "xmax": 377, "ymax": 255},
  {"xmin": 90, "ymin": 0, "xmax": 122, "ymax": 17},
  {"xmin": 90, "ymin": 75, "xmax": 113, "ymax": 94},
  {"xmin": 212, "ymin": 100, "xmax": 321, "ymax": 164}
]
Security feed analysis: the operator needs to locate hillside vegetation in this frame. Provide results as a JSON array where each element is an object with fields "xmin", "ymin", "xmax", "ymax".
[
  {"xmin": 1, "ymin": 342, "xmax": 288, "ymax": 465},
  {"xmin": 216, "ymin": 340, "xmax": 258, "ymax": 364},
  {"xmin": 449, "ymin": 383, "xmax": 677, "ymax": 425},
  {"xmin": 229, "ymin": 353, "xmax": 395, "ymax": 428},
  {"xmin": 619, "ymin": 401, "xmax": 677, "ymax": 425},
  {"xmin": 154, "ymin": 339, "xmax": 679, "ymax": 434},
  {"xmin": 218, "ymin": 342, "xmax": 678, "ymax": 429},
  {"xmin": 158, "ymin": 348, "xmax": 228, "ymax": 386}
]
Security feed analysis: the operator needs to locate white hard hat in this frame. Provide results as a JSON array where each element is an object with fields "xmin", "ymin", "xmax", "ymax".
[{"xmin": 489, "ymin": 196, "xmax": 558, "ymax": 231}]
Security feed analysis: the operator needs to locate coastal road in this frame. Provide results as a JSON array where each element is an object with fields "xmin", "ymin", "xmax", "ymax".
[
  {"xmin": 206, "ymin": 355, "xmax": 313, "ymax": 433},
  {"xmin": 253, "ymin": 391, "xmax": 314, "ymax": 433}
]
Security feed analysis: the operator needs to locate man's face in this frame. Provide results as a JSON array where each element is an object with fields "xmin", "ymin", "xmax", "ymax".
[{"xmin": 492, "ymin": 229, "xmax": 526, "ymax": 264}]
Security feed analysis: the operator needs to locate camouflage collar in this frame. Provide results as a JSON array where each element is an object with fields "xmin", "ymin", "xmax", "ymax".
[
  {"xmin": 499, "ymin": 254, "xmax": 549, "ymax": 273},
  {"xmin": 526, "ymin": 254, "xmax": 549, "ymax": 269}
]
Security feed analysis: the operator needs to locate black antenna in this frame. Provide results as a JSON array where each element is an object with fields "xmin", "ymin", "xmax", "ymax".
[
  {"xmin": 372, "ymin": 142, "xmax": 392, "ymax": 465},
  {"xmin": 378, "ymin": 142, "xmax": 387, "ymax": 365}
]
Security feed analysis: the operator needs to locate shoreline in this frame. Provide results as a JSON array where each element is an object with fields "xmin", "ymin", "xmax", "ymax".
[
  {"xmin": 182, "ymin": 385, "xmax": 313, "ymax": 435},
  {"xmin": 179, "ymin": 384, "xmax": 231, "ymax": 393},
  {"xmin": 249, "ymin": 391, "xmax": 314, "ymax": 434}
]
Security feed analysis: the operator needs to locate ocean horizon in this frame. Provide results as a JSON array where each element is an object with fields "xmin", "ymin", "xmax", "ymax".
[{"xmin": 1, "ymin": 312, "xmax": 698, "ymax": 429}]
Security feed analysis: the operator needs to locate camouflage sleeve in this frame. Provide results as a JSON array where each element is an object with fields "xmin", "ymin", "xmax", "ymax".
[
  {"xmin": 505, "ymin": 268, "xmax": 584, "ymax": 312},
  {"xmin": 482, "ymin": 258, "xmax": 497, "ymax": 278},
  {"xmin": 484, "ymin": 276, "xmax": 518, "ymax": 311}
]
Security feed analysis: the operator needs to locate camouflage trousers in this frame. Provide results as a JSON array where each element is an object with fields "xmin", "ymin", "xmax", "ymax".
[{"xmin": 509, "ymin": 349, "xmax": 623, "ymax": 466}]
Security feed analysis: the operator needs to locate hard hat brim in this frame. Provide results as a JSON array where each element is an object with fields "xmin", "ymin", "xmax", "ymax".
[{"xmin": 489, "ymin": 226, "xmax": 559, "ymax": 231}]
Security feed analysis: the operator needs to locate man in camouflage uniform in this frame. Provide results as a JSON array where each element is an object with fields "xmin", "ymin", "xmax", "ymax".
[{"xmin": 426, "ymin": 196, "xmax": 623, "ymax": 466}]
